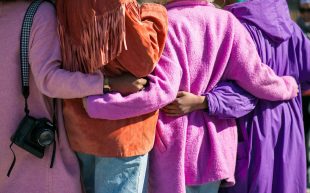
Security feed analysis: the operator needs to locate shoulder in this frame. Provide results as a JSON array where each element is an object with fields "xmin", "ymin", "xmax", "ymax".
[
  {"xmin": 140, "ymin": 3, "xmax": 167, "ymax": 15},
  {"xmin": 291, "ymin": 21, "xmax": 310, "ymax": 43},
  {"xmin": 33, "ymin": 2, "xmax": 56, "ymax": 25},
  {"xmin": 168, "ymin": 4, "xmax": 236, "ymax": 26},
  {"xmin": 30, "ymin": 2, "xmax": 58, "ymax": 46},
  {"xmin": 37, "ymin": 1, "xmax": 56, "ymax": 14},
  {"xmin": 166, "ymin": 4, "xmax": 237, "ymax": 39}
]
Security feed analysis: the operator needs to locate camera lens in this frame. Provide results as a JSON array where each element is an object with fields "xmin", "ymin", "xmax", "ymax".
[{"xmin": 37, "ymin": 129, "xmax": 54, "ymax": 147}]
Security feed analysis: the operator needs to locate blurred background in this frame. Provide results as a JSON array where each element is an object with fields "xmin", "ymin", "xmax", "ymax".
[
  {"xmin": 289, "ymin": 0, "xmax": 310, "ymax": 191},
  {"xmin": 289, "ymin": 0, "xmax": 301, "ymax": 20}
]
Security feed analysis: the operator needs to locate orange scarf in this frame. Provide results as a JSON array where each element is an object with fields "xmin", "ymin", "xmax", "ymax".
[{"xmin": 56, "ymin": 0, "xmax": 133, "ymax": 73}]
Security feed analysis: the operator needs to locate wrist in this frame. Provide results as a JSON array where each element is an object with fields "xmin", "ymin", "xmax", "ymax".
[
  {"xmin": 103, "ymin": 76, "xmax": 111, "ymax": 93},
  {"xmin": 196, "ymin": 96, "xmax": 208, "ymax": 111}
]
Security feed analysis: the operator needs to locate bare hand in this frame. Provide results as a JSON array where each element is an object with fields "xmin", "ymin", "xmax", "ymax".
[
  {"xmin": 162, "ymin": 91, "xmax": 207, "ymax": 117},
  {"xmin": 109, "ymin": 73, "xmax": 147, "ymax": 95}
]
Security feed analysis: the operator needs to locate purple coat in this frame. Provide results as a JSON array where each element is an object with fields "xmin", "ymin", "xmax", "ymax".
[{"xmin": 211, "ymin": 1, "xmax": 310, "ymax": 193}]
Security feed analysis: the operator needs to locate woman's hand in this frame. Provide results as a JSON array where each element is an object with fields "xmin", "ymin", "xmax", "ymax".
[
  {"xmin": 109, "ymin": 73, "xmax": 147, "ymax": 95},
  {"xmin": 162, "ymin": 91, "xmax": 208, "ymax": 116}
]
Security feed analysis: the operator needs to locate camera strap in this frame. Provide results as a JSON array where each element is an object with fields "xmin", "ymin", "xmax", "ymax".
[
  {"xmin": 7, "ymin": 0, "xmax": 57, "ymax": 177},
  {"xmin": 50, "ymin": 98, "xmax": 57, "ymax": 168}
]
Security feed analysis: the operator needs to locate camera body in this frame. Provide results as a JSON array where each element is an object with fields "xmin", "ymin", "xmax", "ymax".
[{"xmin": 11, "ymin": 115, "xmax": 55, "ymax": 158}]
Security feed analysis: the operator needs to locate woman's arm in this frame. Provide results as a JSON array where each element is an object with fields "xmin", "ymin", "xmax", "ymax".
[
  {"xmin": 85, "ymin": 59, "xmax": 181, "ymax": 120},
  {"xmin": 163, "ymin": 81, "xmax": 257, "ymax": 118},
  {"xmin": 29, "ymin": 3, "xmax": 104, "ymax": 99},
  {"xmin": 85, "ymin": 32, "xmax": 182, "ymax": 120},
  {"xmin": 224, "ymin": 14, "xmax": 298, "ymax": 101},
  {"xmin": 206, "ymin": 82, "xmax": 257, "ymax": 118}
]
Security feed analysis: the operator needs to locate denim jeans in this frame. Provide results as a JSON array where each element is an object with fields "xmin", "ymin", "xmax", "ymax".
[
  {"xmin": 186, "ymin": 181, "xmax": 221, "ymax": 193},
  {"xmin": 76, "ymin": 152, "xmax": 149, "ymax": 193}
]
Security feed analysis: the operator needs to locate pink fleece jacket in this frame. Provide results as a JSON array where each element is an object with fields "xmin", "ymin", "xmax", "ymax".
[{"xmin": 85, "ymin": 1, "xmax": 297, "ymax": 192}]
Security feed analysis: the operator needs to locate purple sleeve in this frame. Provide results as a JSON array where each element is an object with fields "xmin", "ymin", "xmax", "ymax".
[
  {"xmin": 295, "ymin": 25, "xmax": 310, "ymax": 90},
  {"xmin": 85, "ymin": 32, "xmax": 182, "ymax": 120},
  {"xmin": 206, "ymin": 81, "xmax": 257, "ymax": 119}
]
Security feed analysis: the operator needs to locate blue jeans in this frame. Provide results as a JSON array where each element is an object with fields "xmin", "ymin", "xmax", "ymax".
[
  {"xmin": 76, "ymin": 152, "xmax": 149, "ymax": 193},
  {"xmin": 186, "ymin": 181, "xmax": 221, "ymax": 193}
]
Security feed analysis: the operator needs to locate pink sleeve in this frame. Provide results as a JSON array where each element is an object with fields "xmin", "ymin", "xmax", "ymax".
[
  {"xmin": 224, "ymin": 15, "xmax": 297, "ymax": 101},
  {"xmin": 85, "ymin": 33, "xmax": 182, "ymax": 120},
  {"xmin": 29, "ymin": 3, "xmax": 103, "ymax": 99}
]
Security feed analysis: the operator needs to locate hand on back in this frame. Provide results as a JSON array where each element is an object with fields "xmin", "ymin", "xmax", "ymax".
[
  {"xmin": 162, "ymin": 91, "xmax": 207, "ymax": 116},
  {"xmin": 109, "ymin": 73, "xmax": 148, "ymax": 95}
]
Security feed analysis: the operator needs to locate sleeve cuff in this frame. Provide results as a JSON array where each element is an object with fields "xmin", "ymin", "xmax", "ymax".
[
  {"xmin": 205, "ymin": 93, "xmax": 219, "ymax": 116},
  {"xmin": 83, "ymin": 96, "xmax": 96, "ymax": 119}
]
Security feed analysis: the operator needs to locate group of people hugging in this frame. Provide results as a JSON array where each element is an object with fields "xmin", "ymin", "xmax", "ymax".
[{"xmin": 0, "ymin": 0, "xmax": 310, "ymax": 193}]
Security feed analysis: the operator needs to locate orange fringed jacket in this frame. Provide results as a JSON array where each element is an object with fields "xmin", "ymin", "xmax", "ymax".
[{"xmin": 58, "ymin": 2, "xmax": 168, "ymax": 157}]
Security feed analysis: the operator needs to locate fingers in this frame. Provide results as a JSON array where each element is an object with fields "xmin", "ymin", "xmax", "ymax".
[
  {"xmin": 123, "ymin": 73, "xmax": 147, "ymax": 85},
  {"xmin": 177, "ymin": 91, "xmax": 186, "ymax": 97},
  {"xmin": 137, "ymin": 84, "xmax": 144, "ymax": 91},
  {"xmin": 131, "ymin": 78, "xmax": 147, "ymax": 91},
  {"xmin": 165, "ymin": 113, "xmax": 183, "ymax": 117},
  {"xmin": 162, "ymin": 108, "xmax": 177, "ymax": 114},
  {"xmin": 163, "ymin": 103, "xmax": 179, "ymax": 110},
  {"xmin": 161, "ymin": 108, "xmax": 184, "ymax": 117},
  {"xmin": 137, "ymin": 78, "xmax": 147, "ymax": 86},
  {"xmin": 162, "ymin": 107, "xmax": 185, "ymax": 117},
  {"xmin": 296, "ymin": 87, "xmax": 300, "ymax": 97},
  {"xmin": 162, "ymin": 102, "xmax": 186, "ymax": 117}
]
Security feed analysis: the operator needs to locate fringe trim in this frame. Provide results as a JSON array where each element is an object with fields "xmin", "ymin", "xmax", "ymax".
[{"xmin": 58, "ymin": 4, "xmax": 127, "ymax": 73}]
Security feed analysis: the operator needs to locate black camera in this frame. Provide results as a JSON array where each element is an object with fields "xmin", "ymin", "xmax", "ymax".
[{"xmin": 11, "ymin": 116, "xmax": 55, "ymax": 158}]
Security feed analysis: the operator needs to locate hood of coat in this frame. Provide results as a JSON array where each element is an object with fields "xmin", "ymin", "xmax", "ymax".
[{"xmin": 225, "ymin": 0, "xmax": 294, "ymax": 43}]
